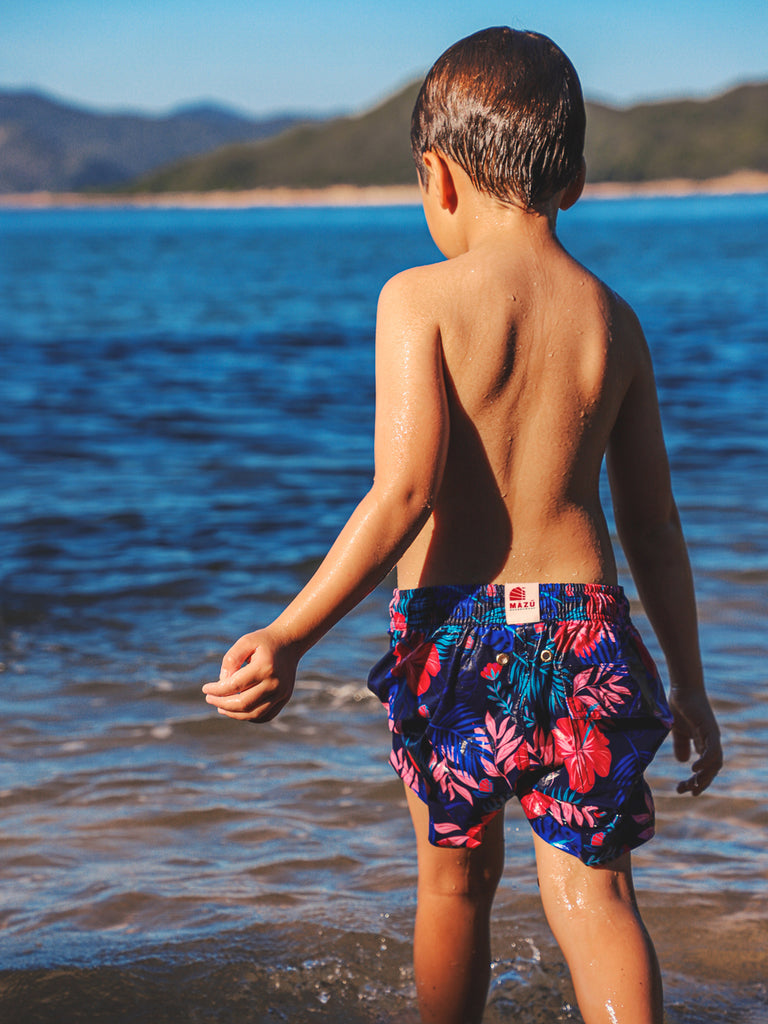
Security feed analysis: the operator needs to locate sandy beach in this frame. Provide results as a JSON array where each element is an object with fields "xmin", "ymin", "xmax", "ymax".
[{"xmin": 2, "ymin": 170, "xmax": 768, "ymax": 209}]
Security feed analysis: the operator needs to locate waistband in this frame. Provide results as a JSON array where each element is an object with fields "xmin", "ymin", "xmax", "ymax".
[{"xmin": 389, "ymin": 582, "xmax": 630, "ymax": 632}]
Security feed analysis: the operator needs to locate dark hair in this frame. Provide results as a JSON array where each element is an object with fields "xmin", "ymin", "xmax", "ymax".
[{"xmin": 411, "ymin": 27, "xmax": 586, "ymax": 208}]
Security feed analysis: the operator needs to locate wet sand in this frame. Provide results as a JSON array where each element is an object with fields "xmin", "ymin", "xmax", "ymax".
[{"xmin": 2, "ymin": 170, "xmax": 768, "ymax": 209}]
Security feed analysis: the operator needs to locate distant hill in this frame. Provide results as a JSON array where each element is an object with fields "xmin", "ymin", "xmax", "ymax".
[
  {"xmin": 3, "ymin": 80, "xmax": 767, "ymax": 194},
  {"xmin": 0, "ymin": 90, "xmax": 312, "ymax": 192},
  {"xmin": 126, "ymin": 80, "xmax": 768, "ymax": 193},
  {"xmin": 125, "ymin": 82, "xmax": 422, "ymax": 193},
  {"xmin": 586, "ymin": 83, "xmax": 768, "ymax": 181}
]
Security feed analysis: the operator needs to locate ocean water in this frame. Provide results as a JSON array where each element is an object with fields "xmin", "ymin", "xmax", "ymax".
[{"xmin": 0, "ymin": 195, "xmax": 766, "ymax": 1023}]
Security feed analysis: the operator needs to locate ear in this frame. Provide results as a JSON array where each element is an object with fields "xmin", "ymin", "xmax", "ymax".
[
  {"xmin": 422, "ymin": 150, "xmax": 459, "ymax": 214},
  {"xmin": 560, "ymin": 158, "xmax": 586, "ymax": 211}
]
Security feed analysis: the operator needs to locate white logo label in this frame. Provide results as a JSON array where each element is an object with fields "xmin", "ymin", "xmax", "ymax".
[{"xmin": 504, "ymin": 583, "xmax": 541, "ymax": 624}]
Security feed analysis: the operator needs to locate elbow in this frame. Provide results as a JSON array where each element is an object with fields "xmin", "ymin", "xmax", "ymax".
[
  {"xmin": 372, "ymin": 475, "xmax": 437, "ymax": 530},
  {"xmin": 616, "ymin": 499, "xmax": 682, "ymax": 562},
  {"xmin": 395, "ymin": 481, "xmax": 438, "ymax": 525}
]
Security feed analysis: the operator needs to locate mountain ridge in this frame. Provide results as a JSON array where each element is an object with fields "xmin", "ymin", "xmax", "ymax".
[
  {"xmin": 0, "ymin": 89, "xmax": 313, "ymax": 192},
  {"xmin": 122, "ymin": 79, "xmax": 768, "ymax": 193},
  {"xmin": 2, "ymin": 80, "xmax": 767, "ymax": 193}
]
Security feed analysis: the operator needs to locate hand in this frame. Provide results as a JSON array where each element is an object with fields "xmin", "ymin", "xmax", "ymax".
[
  {"xmin": 668, "ymin": 687, "xmax": 722, "ymax": 796},
  {"xmin": 202, "ymin": 629, "xmax": 298, "ymax": 722}
]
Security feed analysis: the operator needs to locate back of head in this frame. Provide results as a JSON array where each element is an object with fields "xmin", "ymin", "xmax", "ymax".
[{"xmin": 411, "ymin": 26, "xmax": 585, "ymax": 209}]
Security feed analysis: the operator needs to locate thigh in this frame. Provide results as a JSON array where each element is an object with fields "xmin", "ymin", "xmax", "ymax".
[
  {"xmin": 406, "ymin": 785, "xmax": 506, "ymax": 897},
  {"xmin": 533, "ymin": 831, "xmax": 640, "ymax": 952},
  {"xmin": 534, "ymin": 831, "xmax": 637, "ymax": 910},
  {"xmin": 532, "ymin": 833, "xmax": 663, "ymax": 1024}
]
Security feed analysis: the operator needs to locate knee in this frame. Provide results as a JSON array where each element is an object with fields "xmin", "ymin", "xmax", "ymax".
[
  {"xmin": 536, "ymin": 845, "xmax": 638, "ymax": 945},
  {"xmin": 420, "ymin": 845, "xmax": 504, "ymax": 905}
]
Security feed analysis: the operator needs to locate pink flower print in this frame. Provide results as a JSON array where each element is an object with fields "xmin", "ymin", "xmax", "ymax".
[
  {"xmin": 584, "ymin": 588, "xmax": 615, "ymax": 620},
  {"xmin": 464, "ymin": 818, "xmax": 491, "ymax": 846},
  {"xmin": 391, "ymin": 610, "xmax": 407, "ymax": 633},
  {"xmin": 554, "ymin": 620, "xmax": 614, "ymax": 660},
  {"xmin": 481, "ymin": 662, "xmax": 501, "ymax": 682},
  {"xmin": 433, "ymin": 822, "xmax": 474, "ymax": 847},
  {"xmin": 390, "ymin": 747, "xmax": 420, "ymax": 793},
  {"xmin": 568, "ymin": 666, "xmax": 634, "ymax": 719},
  {"xmin": 385, "ymin": 697, "xmax": 401, "ymax": 734},
  {"xmin": 552, "ymin": 718, "xmax": 612, "ymax": 793},
  {"xmin": 392, "ymin": 634, "xmax": 440, "ymax": 696},
  {"xmin": 548, "ymin": 799, "xmax": 602, "ymax": 829},
  {"xmin": 472, "ymin": 725, "xmax": 494, "ymax": 757},
  {"xmin": 428, "ymin": 752, "xmax": 480, "ymax": 804},
  {"xmin": 521, "ymin": 790, "xmax": 556, "ymax": 819},
  {"xmin": 433, "ymin": 811, "xmax": 497, "ymax": 848},
  {"xmin": 528, "ymin": 724, "xmax": 556, "ymax": 768},
  {"xmin": 485, "ymin": 712, "xmax": 528, "ymax": 775}
]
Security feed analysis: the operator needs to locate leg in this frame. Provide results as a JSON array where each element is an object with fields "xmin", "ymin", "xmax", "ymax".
[
  {"xmin": 406, "ymin": 785, "xmax": 505, "ymax": 1024},
  {"xmin": 533, "ymin": 833, "xmax": 663, "ymax": 1024}
]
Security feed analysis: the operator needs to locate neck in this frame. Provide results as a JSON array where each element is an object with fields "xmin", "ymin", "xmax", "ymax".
[{"xmin": 460, "ymin": 194, "xmax": 561, "ymax": 253}]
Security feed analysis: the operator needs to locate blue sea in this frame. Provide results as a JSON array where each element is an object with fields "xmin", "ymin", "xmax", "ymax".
[{"xmin": 0, "ymin": 195, "xmax": 766, "ymax": 1023}]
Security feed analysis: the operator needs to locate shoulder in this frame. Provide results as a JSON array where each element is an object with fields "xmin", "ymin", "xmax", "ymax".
[
  {"xmin": 591, "ymin": 282, "xmax": 643, "ymax": 345},
  {"xmin": 588, "ymin": 280, "xmax": 652, "ymax": 376},
  {"xmin": 378, "ymin": 261, "xmax": 447, "ymax": 309},
  {"xmin": 376, "ymin": 262, "xmax": 449, "ymax": 340}
]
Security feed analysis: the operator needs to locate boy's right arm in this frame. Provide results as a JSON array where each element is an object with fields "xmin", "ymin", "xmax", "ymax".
[
  {"xmin": 606, "ymin": 303, "xmax": 722, "ymax": 796},
  {"xmin": 202, "ymin": 269, "xmax": 449, "ymax": 722}
]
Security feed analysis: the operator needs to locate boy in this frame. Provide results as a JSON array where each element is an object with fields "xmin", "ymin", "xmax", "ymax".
[{"xmin": 203, "ymin": 27, "xmax": 722, "ymax": 1024}]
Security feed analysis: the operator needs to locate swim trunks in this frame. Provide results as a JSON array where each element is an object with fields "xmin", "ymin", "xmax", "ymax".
[{"xmin": 367, "ymin": 583, "xmax": 673, "ymax": 866}]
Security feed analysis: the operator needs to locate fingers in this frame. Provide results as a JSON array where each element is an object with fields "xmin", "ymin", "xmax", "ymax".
[
  {"xmin": 672, "ymin": 727, "xmax": 691, "ymax": 764},
  {"xmin": 204, "ymin": 676, "xmax": 279, "ymax": 719},
  {"xmin": 219, "ymin": 634, "xmax": 260, "ymax": 679},
  {"xmin": 676, "ymin": 772, "xmax": 707, "ymax": 796},
  {"xmin": 202, "ymin": 661, "xmax": 257, "ymax": 697},
  {"xmin": 202, "ymin": 634, "xmax": 295, "ymax": 723},
  {"xmin": 675, "ymin": 733, "xmax": 723, "ymax": 796},
  {"xmin": 668, "ymin": 689, "xmax": 722, "ymax": 797},
  {"xmin": 202, "ymin": 633, "xmax": 272, "ymax": 698},
  {"xmin": 214, "ymin": 695, "xmax": 290, "ymax": 723}
]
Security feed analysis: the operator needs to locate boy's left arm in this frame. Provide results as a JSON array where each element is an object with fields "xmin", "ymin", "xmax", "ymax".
[
  {"xmin": 203, "ymin": 269, "xmax": 449, "ymax": 721},
  {"xmin": 606, "ymin": 301, "xmax": 722, "ymax": 795}
]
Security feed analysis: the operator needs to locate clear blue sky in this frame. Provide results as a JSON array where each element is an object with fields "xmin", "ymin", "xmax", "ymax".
[{"xmin": 5, "ymin": 0, "xmax": 768, "ymax": 116}]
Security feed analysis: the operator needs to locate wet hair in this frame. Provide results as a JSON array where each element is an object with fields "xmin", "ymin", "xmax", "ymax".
[{"xmin": 411, "ymin": 27, "xmax": 586, "ymax": 208}]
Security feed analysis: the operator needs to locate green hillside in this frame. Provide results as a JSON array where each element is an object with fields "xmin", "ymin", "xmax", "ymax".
[
  {"xmin": 125, "ymin": 80, "xmax": 768, "ymax": 192},
  {"xmin": 586, "ymin": 83, "xmax": 768, "ymax": 181},
  {"xmin": 125, "ymin": 82, "xmax": 421, "ymax": 192}
]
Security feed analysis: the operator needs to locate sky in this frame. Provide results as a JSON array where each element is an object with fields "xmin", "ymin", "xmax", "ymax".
[{"xmin": 4, "ymin": 0, "xmax": 768, "ymax": 118}]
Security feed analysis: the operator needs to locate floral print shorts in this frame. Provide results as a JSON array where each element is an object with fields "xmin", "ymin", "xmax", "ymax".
[{"xmin": 367, "ymin": 583, "xmax": 673, "ymax": 865}]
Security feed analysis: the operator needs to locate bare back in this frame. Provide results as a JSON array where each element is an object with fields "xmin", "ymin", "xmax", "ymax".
[{"xmin": 396, "ymin": 232, "xmax": 637, "ymax": 589}]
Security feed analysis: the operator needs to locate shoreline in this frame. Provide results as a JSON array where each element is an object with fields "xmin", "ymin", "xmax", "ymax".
[{"xmin": 2, "ymin": 171, "xmax": 768, "ymax": 210}]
